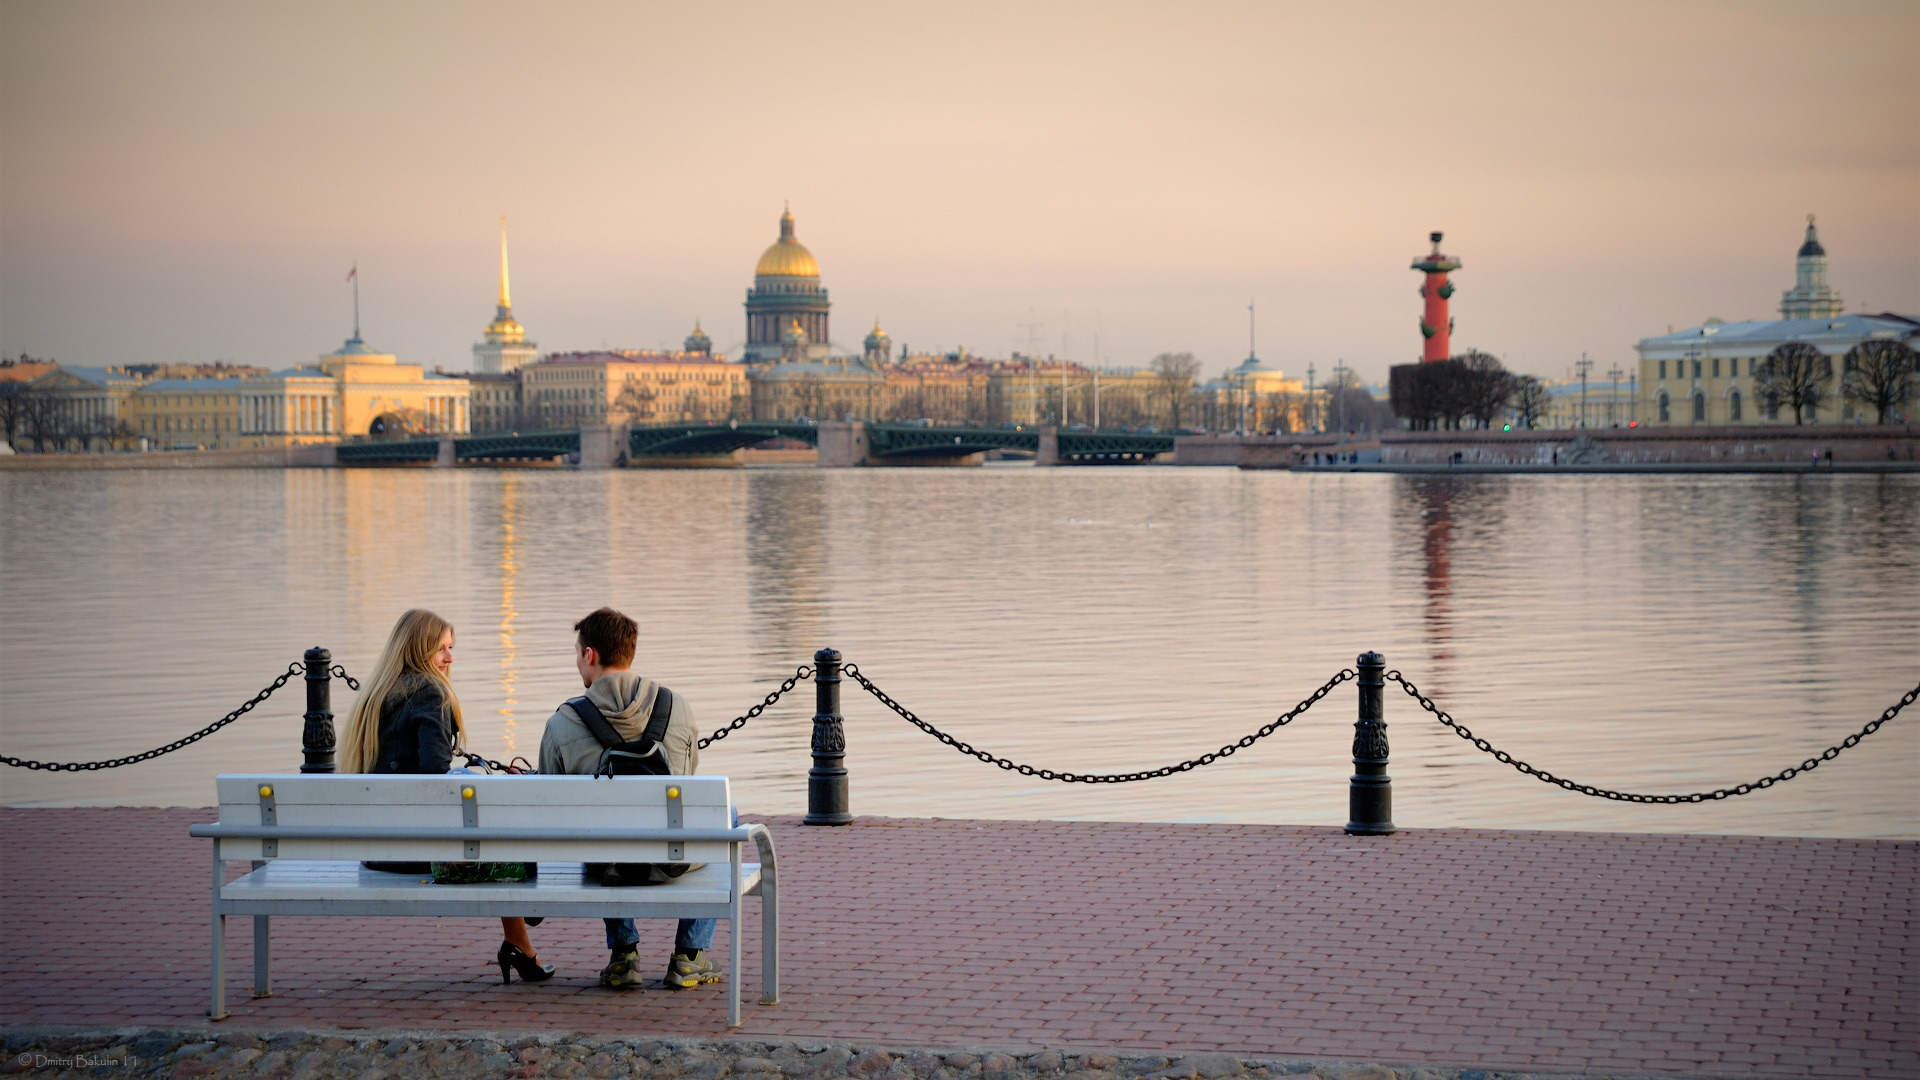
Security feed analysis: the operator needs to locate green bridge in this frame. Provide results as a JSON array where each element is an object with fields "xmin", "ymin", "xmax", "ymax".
[{"xmin": 332, "ymin": 422, "xmax": 1175, "ymax": 466}]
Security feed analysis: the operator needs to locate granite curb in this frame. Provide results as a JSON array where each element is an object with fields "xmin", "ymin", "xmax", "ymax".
[{"xmin": 0, "ymin": 1027, "xmax": 1719, "ymax": 1080}]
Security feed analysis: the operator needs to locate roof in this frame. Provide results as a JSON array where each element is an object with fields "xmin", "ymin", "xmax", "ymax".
[
  {"xmin": 137, "ymin": 376, "xmax": 257, "ymax": 392},
  {"xmin": 535, "ymin": 350, "xmax": 738, "ymax": 367},
  {"xmin": 1636, "ymin": 313, "xmax": 1918, "ymax": 355}
]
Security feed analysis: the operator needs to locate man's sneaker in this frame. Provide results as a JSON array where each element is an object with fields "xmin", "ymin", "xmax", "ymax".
[
  {"xmin": 664, "ymin": 949, "xmax": 721, "ymax": 989},
  {"xmin": 599, "ymin": 948, "xmax": 644, "ymax": 989}
]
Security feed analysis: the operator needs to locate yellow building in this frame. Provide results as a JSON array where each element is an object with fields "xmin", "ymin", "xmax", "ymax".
[
  {"xmin": 130, "ymin": 376, "xmax": 250, "ymax": 448},
  {"xmin": 239, "ymin": 335, "xmax": 472, "ymax": 446},
  {"xmin": 525, "ymin": 351, "xmax": 748, "ymax": 427}
]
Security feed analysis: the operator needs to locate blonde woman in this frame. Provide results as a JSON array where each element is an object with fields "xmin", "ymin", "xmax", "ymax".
[{"xmin": 342, "ymin": 609, "xmax": 554, "ymax": 984}]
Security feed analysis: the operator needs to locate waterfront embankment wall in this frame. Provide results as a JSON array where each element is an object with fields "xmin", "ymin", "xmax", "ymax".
[
  {"xmin": 0, "ymin": 443, "xmax": 338, "ymax": 470},
  {"xmin": 1175, "ymin": 424, "xmax": 1919, "ymax": 469}
]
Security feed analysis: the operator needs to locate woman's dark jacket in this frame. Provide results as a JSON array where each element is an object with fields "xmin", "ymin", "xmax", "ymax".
[
  {"xmin": 361, "ymin": 672, "xmax": 456, "ymax": 874},
  {"xmin": 369, "ymin": 673, "xmax": 457, "ymax": 775}
]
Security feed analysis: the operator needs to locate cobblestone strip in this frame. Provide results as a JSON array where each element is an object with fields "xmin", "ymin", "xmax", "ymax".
[{"xmin": 0, "ymin": 1026, "xmax": 1678, "ymax": 1080}]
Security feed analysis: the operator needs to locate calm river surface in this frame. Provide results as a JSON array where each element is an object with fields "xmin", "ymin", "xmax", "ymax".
[{"xmin": 2, "ymin": 465, "xmax": 1915, "ymax": 838}]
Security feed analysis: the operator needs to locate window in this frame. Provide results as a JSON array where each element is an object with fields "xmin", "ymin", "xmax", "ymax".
[
  {"xmin": 1658, "ymin": 392, "xmax": 1670, "ymax": 422},
  {"xmin": 1658, "ymin": 361, "xmax": 1667, "ymax": 380},
  {"xmin": 1712, "ymin": 358, "xmax": 1720, "ymax": 378},
  {"xmin": 1693, "ymin": 360, "xmax": 1702, "ymax": 379},
  {"xmin": 1729, "ymin": 390, "xmax": 1742, "ymax": 421},
  {"xmin": 1692, "ymin": 392, "xmax": 1706, "ymax": 422}
]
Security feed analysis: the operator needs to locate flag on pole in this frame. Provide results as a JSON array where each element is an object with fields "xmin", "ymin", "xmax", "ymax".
[{"xmin": 345, "ymin": 264, "xmax": 357, "ymax": 284}]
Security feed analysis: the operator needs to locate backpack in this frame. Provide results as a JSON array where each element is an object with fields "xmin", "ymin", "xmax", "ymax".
[{"xmin": 570, "ymin": 687, "xmax": 691, "ymax": 887}]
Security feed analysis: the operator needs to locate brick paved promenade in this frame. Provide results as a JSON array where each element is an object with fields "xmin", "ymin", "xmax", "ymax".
[{"xmin": 1, "ymin": 809, "xmax": 1911, "ymax": 1078}]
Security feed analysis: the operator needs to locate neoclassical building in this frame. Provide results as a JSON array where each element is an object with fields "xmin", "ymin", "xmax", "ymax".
[
  {"xmin": 1636, "ymin": 217, "xmax": 1917, "ymax": 426},
  {"xmin": 743, "ymin": 207, "xmax": 831, "ymax": 363}
]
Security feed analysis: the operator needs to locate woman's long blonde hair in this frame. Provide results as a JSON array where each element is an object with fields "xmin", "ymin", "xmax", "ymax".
[{"xmin": 341, "ymin": 609, "xmax": 466, "ymax": 773}]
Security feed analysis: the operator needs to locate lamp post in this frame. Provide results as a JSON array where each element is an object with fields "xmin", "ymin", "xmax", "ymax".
[{"xmin": 1575, "ymin": 353, "xmax": 1592, "ymax": 429}]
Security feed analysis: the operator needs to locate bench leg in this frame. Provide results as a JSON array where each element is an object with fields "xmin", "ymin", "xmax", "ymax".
[
  {"xmin": 210, "ymin": 912, "xmax": 228, "ymax": 1021},
  {"xmin": 209, "ymin": 849, "xmax": 228, "ymax": 1021},
  {"xmin": 252, "ymin": 916, "xmax": 271, "ymax": 998},
  {"xmin": 728, "ymin": 851, "xmax": 743, "ymax": 1028},
  {"xmin": 760, "ymin": 876, "xmax": 779, "ymax": 1006}
]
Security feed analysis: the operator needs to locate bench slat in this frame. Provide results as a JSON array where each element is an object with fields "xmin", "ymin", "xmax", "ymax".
[{"xmin": 219, "ymin": 860, "xmax": 757, "ymax": 910}]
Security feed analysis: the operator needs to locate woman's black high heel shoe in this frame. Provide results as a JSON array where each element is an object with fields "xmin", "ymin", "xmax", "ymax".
[{"xmin": 497, "ymin": 941, "xmax": 555, "ymax": 984}]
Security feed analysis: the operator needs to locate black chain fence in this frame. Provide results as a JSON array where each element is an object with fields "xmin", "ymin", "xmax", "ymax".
[
  {"xmin": 1387, "ymin": 669, "xmax": 1919, "ymax": 803},
  {"xmin": 7, "ymin": 652, "xmax": 1912, "ymax": 803},
  {"xmin": 843, "ymin": 662, "xmax": 1355, "ymax": 782},
  {"xmin": 2, "ymin": 662, "xmax": 308, "ymax": 772}
]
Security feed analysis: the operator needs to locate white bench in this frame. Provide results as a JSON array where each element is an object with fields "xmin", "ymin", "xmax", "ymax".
[{"xmin": 189, "ymin": 773, "xmax": 778, "ymax": 1027}]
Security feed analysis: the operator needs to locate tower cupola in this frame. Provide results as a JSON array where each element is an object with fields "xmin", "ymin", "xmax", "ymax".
[{"xmin": 1781, "ymin": 214, "xmax": 1843, "ymax": 320}]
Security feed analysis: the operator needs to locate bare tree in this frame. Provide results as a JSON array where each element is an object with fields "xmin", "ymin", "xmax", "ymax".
[
  {"xmin": 0, "ymin": 381, "xmax": 25, "ymax": 450},
  {"xmin": 1509, "ymin": 376, "xmax": 1550, "ymax": 429},
  {"xmin": 1150, "ymin": 352, "xmax": 1201, "ymax": 430},
  {"xmin": 611, "ymin": 379, "xmax": 659, "ymax": 424},
  {"xmin": 1755, "ymin": 342, "xmax": 1830, "ymax": 424},
  {"xmin": 1454, "ymin": 350, "xmax": 1515, "ymax": 428},
  {"xmin": 1843, "ymin": 339, "xmax": 1914, "ymax": 424}
]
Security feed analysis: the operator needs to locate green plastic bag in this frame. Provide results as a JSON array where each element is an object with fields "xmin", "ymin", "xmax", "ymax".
[{"xmin": 430, "ymin": 861, "xmax": 537, "ymax": 884}]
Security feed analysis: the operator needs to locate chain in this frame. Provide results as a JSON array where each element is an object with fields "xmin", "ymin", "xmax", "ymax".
[
  {"xmin": 699, "ymin": 665, "xmax": 812, "ymax": 749},
  {"xmin": 330, "ymin": 664, "xmax": 360, "ymax": 691},
  {"xmin": 2, "ymin": 662, "xmax": 306, "ymax": 771},
  {"xmin": 1387, "ymin": 670, "xmax": 1918, "ymax": 803},
  {"xmin": 843, "ymin": 663, "xmax": 1354, "ymax": 782}
]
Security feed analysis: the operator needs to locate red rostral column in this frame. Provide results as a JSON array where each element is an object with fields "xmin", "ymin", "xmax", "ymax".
[{"xmin": 1412, "ymin": 231, "xmax": 1461, "ymax": 363}]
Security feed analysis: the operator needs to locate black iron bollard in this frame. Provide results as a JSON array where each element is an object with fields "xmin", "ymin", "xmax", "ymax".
[
  {"xmin": 804, "ymin": 648, "xmax": 852, "ymax": 826},
  {"xmin": 300, "ymin": 647, "xmax": 336, "ymax": 773},
  {"xmin": 1345, "ymin": 651, "xmax": 1395, "ymax": 835}
]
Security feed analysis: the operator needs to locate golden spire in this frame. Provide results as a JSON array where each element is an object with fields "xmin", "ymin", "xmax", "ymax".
[{"xmin": 499, "ymin": 215, "xmax": 512, "ymax": 309}]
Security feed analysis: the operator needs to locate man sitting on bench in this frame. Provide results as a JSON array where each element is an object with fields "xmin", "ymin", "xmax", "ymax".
[{"xmin": 538, "ymin": 607, "xmax": 726, "ymax": 991}]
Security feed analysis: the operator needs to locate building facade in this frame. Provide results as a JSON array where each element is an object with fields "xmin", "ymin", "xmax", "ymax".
[
  {"xmin": 743, "ymin": 207, "xmax": 830, "ymax": 363},
  {"xmin": 525, "ymin": 351, "xmax": 749, "ymax": 426},
  {"xmin": 1637, "ymin": 219, "xmax": 1917, "ymax": 426},
  {"xmin": 471, "ymin": 219, "xmax": 539, "ymax": 375},
  {"xmin": 467, "ymin": 372, "xmax": 524, "ymax": 433}
]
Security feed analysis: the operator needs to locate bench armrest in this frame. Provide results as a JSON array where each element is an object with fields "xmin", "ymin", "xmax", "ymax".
[{"xmin": 745, "ymin": 823, "xmax": 777, "ymax": 894}]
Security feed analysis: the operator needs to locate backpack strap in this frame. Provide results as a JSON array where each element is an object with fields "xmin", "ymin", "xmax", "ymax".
[
  {"xmin": 640, "ymin": 688, "xmax": 675, "ymax": 750},
  {"xmin": 571, "ymin": 687, "xmax": 674, "ymax": 752},
  {"xmin": 568, "ymin": 695, "xmax": 624, "ymax": 749}
]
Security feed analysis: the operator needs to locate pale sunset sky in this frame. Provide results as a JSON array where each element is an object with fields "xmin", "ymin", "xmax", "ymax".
[{"xmin": 2, "ymin": 1, "xmax": 1914, "ymax": 384}]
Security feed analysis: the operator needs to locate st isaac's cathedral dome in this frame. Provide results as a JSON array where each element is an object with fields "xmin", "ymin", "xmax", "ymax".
[{"xmin": 755, "ymin": 207, "xmax": 820, "ymax": 278}]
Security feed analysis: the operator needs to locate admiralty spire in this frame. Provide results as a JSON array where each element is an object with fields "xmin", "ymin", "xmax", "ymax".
[{"xmin": 472, "ymin": 217, "xmax": 539, "ymax": 374}]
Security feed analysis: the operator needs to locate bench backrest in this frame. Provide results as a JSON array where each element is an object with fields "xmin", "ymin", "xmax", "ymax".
[{"xmin": 212, "ymin": 774, "xmax": 734, "ymax": 864}]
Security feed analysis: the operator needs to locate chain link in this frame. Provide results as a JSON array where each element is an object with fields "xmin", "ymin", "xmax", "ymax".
[
  {"xmin": 699, "ymin": 665, "xmax": 812, "ymax": 749},
  {"xmin": 1387, "ymin": 670, "xmax": 1918, "ymax": 803},
  {"xmin": 843, "ymin": 663, "xmax": 1354, "ymax": 782},
  {"xmin": 2, "ymin": 662, "xmax": 306, "ymax": 771}
]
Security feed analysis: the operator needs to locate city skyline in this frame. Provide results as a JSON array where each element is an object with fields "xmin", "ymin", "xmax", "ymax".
[{"xmin": 2, "ymin": 1, "xmax": 1915, "ymax": 384}]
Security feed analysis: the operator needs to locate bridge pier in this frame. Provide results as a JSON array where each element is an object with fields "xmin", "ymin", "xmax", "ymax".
[
  {"xmin": 817, "ymin": 421, "xmax": 871, "ymax": 468},
  {"xmin": 433, "ymin": 436, "xmax": 455, "ymax": 469},
  {"xmin": 578, "ymin": 424, "xmax": 630, "ymax": 469},
  {"xmin": 1036, "ymin": 426, "xmax": 1059, "ymax": 467}
]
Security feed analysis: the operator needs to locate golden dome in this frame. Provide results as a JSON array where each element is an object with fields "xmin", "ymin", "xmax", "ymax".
[{"xmin": 754, "ymin": 207, "xmax": 820, "ymax": 278}]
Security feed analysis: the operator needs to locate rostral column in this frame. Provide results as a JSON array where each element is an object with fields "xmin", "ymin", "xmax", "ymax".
[{"xmin": 1412, "ymin": 231, "xmax": 1461, "ymax": 362}]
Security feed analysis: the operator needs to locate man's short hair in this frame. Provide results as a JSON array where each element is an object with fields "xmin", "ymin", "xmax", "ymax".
[{"xmin": 574, "ymin": 607, "xmax": 637, "ymax": 669}]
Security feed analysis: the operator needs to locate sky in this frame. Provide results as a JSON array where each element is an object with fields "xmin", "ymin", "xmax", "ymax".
[{"xmin": 1, "ymin": 1, "xmax": 1915, "ymax": 385}]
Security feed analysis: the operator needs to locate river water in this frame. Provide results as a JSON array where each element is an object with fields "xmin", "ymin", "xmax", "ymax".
[{"xmin": 2, "ymin": 465, "xmax": 1915, "ymax": 838}]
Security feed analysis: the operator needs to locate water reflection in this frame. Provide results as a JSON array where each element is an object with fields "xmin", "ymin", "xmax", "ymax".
[
  {"xmin": 746, "ymin": 470, "xmax": 829, "ymax": 665},
  {"xmin": 497, "ymin": 474, "xmax": 522, "ymax": 753},
  {"xmin": 3, "ymin": 468, "xmax": 1915, "ymax": 839}
]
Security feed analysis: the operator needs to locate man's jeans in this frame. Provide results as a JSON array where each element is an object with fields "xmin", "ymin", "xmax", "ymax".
[{"xmin": 604, "ymin": 806, "xmax": 735, "ymax": 954}]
